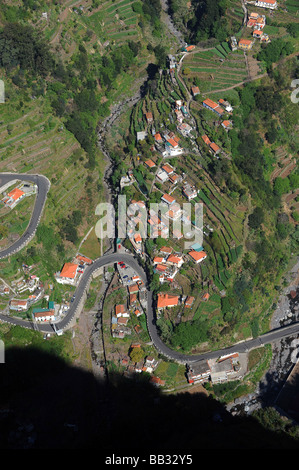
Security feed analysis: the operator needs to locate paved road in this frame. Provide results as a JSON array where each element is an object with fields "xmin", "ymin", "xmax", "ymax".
[
  {"xmin": 1, "ymin": 248, "xmax": 299, "ymax": 365},
  {"xmin": 1, "ymin": 173, "xmax": 299, "ymax": 365},
  {"xmin": 0, "ymin": 173, "xmax": 51, "ymax": 260}
]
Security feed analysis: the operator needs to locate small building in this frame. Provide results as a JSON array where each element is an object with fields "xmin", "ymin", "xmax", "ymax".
[
  {"xmin": 157, "ymin": 293, "xmax": 179, "ymax": 310},
  {"xmin": 162, "ymin": 163, "xmax": 174, "ymax": 175},
  {"xmin": 202, "ymin": 99, "xmax": 224, "ymax": 116},
  {"xmin": 238, "ymin": 39, "xmax": 253, "ymax": 50},
  {"xmin": 253, "ymin": 29, "xmax": 263, "ymax": 38},
  {"xmin": 145, "ymin": 112, "xmax": 153, "ymax": 124},
  {"xmin": 187, "ymin": 361, "xmax": 211, "ymax": 384},
  {"xmin": 210, "ymin": 142, "xmax": 221, "ymax": 155},
  {"xmin": 183, "ymin": 184, "xmax": 197, "ymax": 201},
  {"xmin": 230, "ymin": 36, "xmax": 238, "ymax": 51},
  {"xmin": 221, "ymin": 120, "xmax": 233, "ymax": 131},
  {"xmin": 3, "ymin": 187, "xmax": 26, "ymax": 209},
  {"xmin": 56, "ymin": 262, "xmax": 78, "ymax": 285},
  {"xmin": 185, "ymin": 296, "xmax": 195, "ymax": 308},
  {"xmin": 115, "ymin": 304, "xmax": 129, "ymax": 318},
  {"xmin": 144, "ymin": 159, "xmax": 156, "ymax": 169},
  {"xmin": 202, "ymin": 134, "xmax": 212, "ymax": 146},
  {"xmin": 191, "ymin": 86, "xmax": 200, "ymax": 96},
  {"xmin": 189, "ymin": 250, "xmax": 207, "ymax": 264},
  {"xmin": 9, "ymin": 299, "xmax": 28, "ymax": 311},
  {"xmin": 254, "ymin": 0, "xmax": 277, "ymax": 9},
  {"xmin": 161, "ymin": 193, "xmax": 176, "ymax": 205},
  {"xmin": 137, "ymin": 131, "xmax": 148, "ymax": 141}
]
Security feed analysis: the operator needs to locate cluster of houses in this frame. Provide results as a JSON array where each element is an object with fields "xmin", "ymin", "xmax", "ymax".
[
  {"xmin": 112, "ymin": 263, "xmax": 147, "ymax": 339},
  {"xmin": 154, "ymin": 245, "xmax": 184, "ymax": 284},
  {"xmin": 121, "ymin": 345, "xmax": 165, "ymax": 385},
  {"xmin": 201, "ymin": 98, "xmax": 233, "ymax": 157},
  {"xmin": 236, "ymin": 7, "xmax": 273, "ymax": 51},
  {"xmin": 1, "ymin": 182, "xmax": 37, "ymax": 210},
  {"xmin": 186, "ymin": 352, "xmax": 243, "ymax": 385},
  {"xmin": 55, "ymin": 253, "xmax": 93, "ymax": 286}
]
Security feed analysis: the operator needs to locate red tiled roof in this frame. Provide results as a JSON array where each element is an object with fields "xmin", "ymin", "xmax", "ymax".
[
  {"xmin": 161, "ymin": 193, "xmax": 175, "ymax": 204},
  {"xmin": 60, "ymin": 262, "xmax": 78, "ymax": 279},
  {"xmin": 115, "ymin": 304, "xmax": 126, "ymax": 315},
  {"xmin": 157, "ymin": 293, "xmax": 179, "ymax": 308},
  {"xmin": 8, "ymin": 188, "xmax": 25, "ymax": 201},
  {"xmin": 144, "ymin": 159, "xmax": 156, "ymax": 168},
  {"xmin": 202, "ymin": 135, "xmax": 211, "ymax": 145},
  {"xmin": 210, "ymin": 142, "xmax": 220, "ymax": 153},
  {"xmin": 189, "ymin": 250, "xmax": 207, "ymax": 262}
]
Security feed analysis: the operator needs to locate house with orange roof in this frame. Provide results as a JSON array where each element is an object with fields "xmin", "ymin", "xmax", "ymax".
[
  {"xmin": 149, "ymin": 376, "xmax": 165, "ymax": 386},
  {"xmin": 160, "ymin": 246, "xmax": 173, "ymax": 255},
  {"xmin": 56, "ymin": 262, "xmax": 79, "ymax": 285},
  {"xmin": 155, "ymin": 264, "xmax": 168, "ymax": 273},
  {"xmin": 161, "ymin": 193, "xmax": 176, "ymax": 205},
  {"xmin": 153, "ymin": 256, "xmax": 165, "ymax": 264},
  {"xmin": 202, "ymin": 99, "xmax": 224, "ymax": 116},
  {"xmin": 254, "ymin": 0, "xmax": 277, "ymax": 9},
  {"xmin": 128, "ymin": 284, "xmax": 139, "ymax": 294},
  {"xmin": 115, "ymin": 304, "xmax": 129, "ymax": 318},
  {"xmin": 221, "ymin": 120, "xmax": 233, "ymax": 130},
  {"xmin": 3, "ymin": 187, "xmax": 26, "ymax": 208},
  {"xmin": 155, "ymin": 133, "xmax": 163, "ymax": 142},
  {"xmin": 191, "ymin": 86, "xmax": 200, "ymax": 96},
  {"xmin": 253, "ymin": 29, "xmax": 263, "ymax": 38},
  {"xmin": 145, "ymin": 112, "xmax": 153, "ymax": 124},
  {"xmin": 166, "ymin": 254, "xmax": 184, "ymax": 268},
  {"xmin": 238, "ymin": 39, "xmax": 253, "ymax": 50},
  {"xmin": 202, "ymin": 134, "xmax": 212, "ymax": 146},
  {"xmin": 144, "ymin": 159, "xmax": 156, "ymax": 169},
  {"xmin": 129, "ymin": 293, "xmax": 138, "ymax": 306},
  {"xmin": 9, "ymin": 299, "xmax": 28, "ymax": 311},
  {"xmin": 202, "ymin": 292, "xmax": 210, "ymax": 302},
  {"xmin": 166, "ymin": 137, "xmax": 179, "ymax": 148},
  {"xmin": 169, "ymin": 173, "xmax": 180, "ymax": 185},
  {"xmin": 185, "ymin": 296, "xmax": 195, "ymax": 308},
  {"xmin": 157, "ymin": 293, "xmax": 179, "ymax": 310},
  {"xmin": 189, "ymin": 250, "xmax": 207, "ymax": 264},
  {"xmin": 210, "ymin": 142, "xmax": 221, "ymax": 155},
  {"xmin": 162, "ymin": 163, "xmax": 174, "ymax": 175}
]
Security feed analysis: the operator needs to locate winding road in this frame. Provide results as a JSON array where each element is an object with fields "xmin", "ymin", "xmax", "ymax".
[{"xmin": 0, "ymin": 175, "xmax": 299, "ymax": 365}]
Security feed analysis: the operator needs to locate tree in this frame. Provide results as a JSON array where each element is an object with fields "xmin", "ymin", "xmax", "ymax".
[
  {"xmin": 248, "ymin": 207, "xmax": 265, "ymax": 230},
  {"xmin": 273, "ymin": 177, "xmax": 290, "ymax": 197},
  {"xmin": 129, "ymin": 347, "xmax": 144, "ymax": 363}
]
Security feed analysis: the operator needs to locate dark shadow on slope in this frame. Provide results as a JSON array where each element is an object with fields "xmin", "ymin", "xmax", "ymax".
[{"xmin": 0, "ymin": 346, "xmax": 299, "ymax": 450}]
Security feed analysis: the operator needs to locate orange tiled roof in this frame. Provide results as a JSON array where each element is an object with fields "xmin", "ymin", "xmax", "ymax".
[
  {"xmin": 8, "ymin": 188, "xmax": 25, "ymax": 201},
  {"xmin": 157, "ymin": 293, "xmax": 179, "ymax": 308},
  {"xmin": 161, "ymin": 193, "xmax": 175, "ymax": 204},
  {"xmin": 160, "ymin": 246, "xmax": 173, "ymax": 254},
  {"xmin": 202, "ymin": 135, "xmax": 211, "ymax": 145},
  {"xmin": 145, "ymin": 159, "xmax": 156, "ymax": 168},
  {"xmin": 60, "ymin": 262, "xmax": 78, "ymax": 279},
  {"xmin": 189, "ymin": 250, "xmax": 207, "ymax": 262},
  {"xmin": 115, "ymin": 304, "xmax": 126, "ymax": 315},
  {"xmin": 162, "ymin": 164, "xmax": 173, "ymax": 174},
  {"xmin": 210, "ymin": 142, "xmax": 220, "ymax": 153}
]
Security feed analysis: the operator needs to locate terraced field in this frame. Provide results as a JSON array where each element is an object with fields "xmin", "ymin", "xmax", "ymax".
[
  {"xmin": 183, "ymin": 46, "xmax": 249, "ymax": 92},
  {"xmin": 39, "ymin": 0, "xmax": 141, "ymax": 57},
  {"xmin": 0, "ymin": 79, "xmax": 99, "ymax": 235}
]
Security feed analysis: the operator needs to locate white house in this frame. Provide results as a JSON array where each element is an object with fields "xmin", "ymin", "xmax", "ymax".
[{"xmin": 254, "ymin": 0, "xmax": 277, "ymax": 9}]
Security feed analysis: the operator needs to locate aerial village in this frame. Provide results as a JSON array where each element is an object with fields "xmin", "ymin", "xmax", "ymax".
[{"xmin": 0, "ymin": 0, "xmax": 282, "ymax": 388}]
